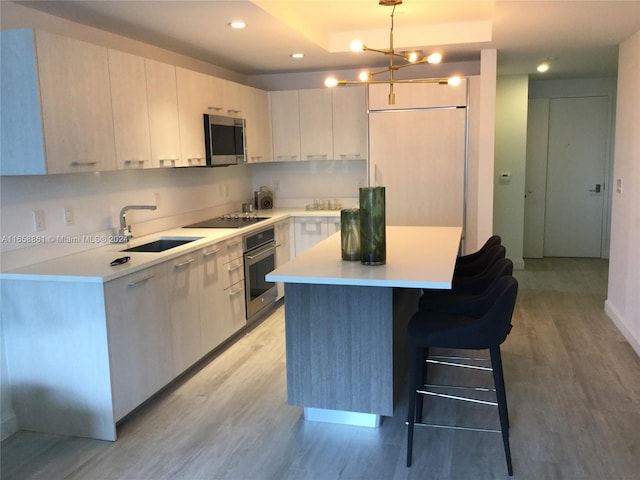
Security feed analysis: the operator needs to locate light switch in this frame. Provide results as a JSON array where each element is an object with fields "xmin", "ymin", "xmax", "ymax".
[
  {"xmin": 616, "ymin": 178, "xmax": 623, "ymax": 194},
  {"xmin": 32, "ymin": 209, "xmax": 45, "ymax": 232},
  {"xmin": 63, "ymin": 206, "xmax": 74, "ymax": 226}
]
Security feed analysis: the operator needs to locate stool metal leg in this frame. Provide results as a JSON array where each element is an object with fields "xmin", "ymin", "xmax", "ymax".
[
  {"xmin": 406, "ymin": 345, "xmax": 424, "ymax": 467},
  {"xmin": 490, "ymin": 346, "xmax": 513, "ymax": 476}
]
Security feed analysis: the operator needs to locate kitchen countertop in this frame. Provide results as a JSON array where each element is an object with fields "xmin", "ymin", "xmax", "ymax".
[{"xmin": 267, "ymin": 226, "xmax": 462, "ymax": 289}]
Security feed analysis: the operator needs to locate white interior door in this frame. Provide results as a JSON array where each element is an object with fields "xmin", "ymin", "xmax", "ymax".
[
  {"xmin": 368, "ymin": 108, "xmax": 466, "ymax": 227},
  {"xmin": 544, "ymin": 96, "xmax": 609, "ymax": 257}
]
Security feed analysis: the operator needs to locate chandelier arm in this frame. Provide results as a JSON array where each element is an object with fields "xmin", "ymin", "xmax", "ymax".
[
  {"xmin": 363, "ymin": 46, "xmax": 393, "ymax": 55},
  {"xmin": 394, "ymin": 59, "xmax": 431, "ymax": 71}
]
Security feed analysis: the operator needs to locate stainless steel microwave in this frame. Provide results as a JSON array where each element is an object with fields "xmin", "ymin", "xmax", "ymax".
[{"xmin": 203, "ymin": 114, "xmax": 246, "ymax": 166}]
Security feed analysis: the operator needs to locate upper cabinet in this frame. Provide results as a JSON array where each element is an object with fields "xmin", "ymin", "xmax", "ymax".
[
  {"xmin": 299, "ymin": 89, "xmax": 333, "ymax": 161},
  {"xmin": 245, "ymin": 86, "xmax": 272, "ymax": 163},
  {"xmin": 269, "ymin": 90, "xmax": 301, "ymax": 161},
  {"xmin": 176, "ymin": 67, "xmax": 218, "ymax": 167},
  {"xmin": 108, "ymin": 49, "xmax": 152, "ymax": 170},
  {"xmin": 1, "ymin": 29, "xmax": 116, "ymax": 175},
  {"xmin": 368, "ymin": 81, "xmax": 467, "ymax": 110},
  {"xmin": 144, "ymin": 59, "xmax": 182, "ymax": 169},
  {"xmin": 269, "ymin": 86, "xmax": 367, "ymax": 163},
  {"xmin": 332, "ymin": 87, "xmax": 368, "ymax": 161}
]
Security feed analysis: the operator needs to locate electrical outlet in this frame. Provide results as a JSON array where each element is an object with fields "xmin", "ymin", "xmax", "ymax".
[
  {"xmin": 63, "ymin": 206, "xmax": 74, "ymax": 226},
  {"xmin": 32, "ymin": 209, "xmax": 45, "ymax": 232},
  {"xmin": 616, "ymin": 178, "xmax": 623, "ymax": 194}
]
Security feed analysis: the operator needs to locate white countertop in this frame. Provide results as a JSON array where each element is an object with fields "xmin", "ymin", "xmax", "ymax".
[
  {"xmin": 266, "ymin": 226, "xmax": 462, "ymax": 289},
  {"xmin": 0, "ymin": 209, "xmax": 318, "ymax": 283}
]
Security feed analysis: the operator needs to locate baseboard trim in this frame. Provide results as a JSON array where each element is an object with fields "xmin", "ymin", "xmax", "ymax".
[{"xmin": 605, "ymin": 300, "xmax": 640, "ymax": 357}]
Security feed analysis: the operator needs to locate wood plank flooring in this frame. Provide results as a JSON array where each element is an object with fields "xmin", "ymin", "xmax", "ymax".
[{"xmin": 2, "ymin": 258, "xmax": 639, "ymax": 479}]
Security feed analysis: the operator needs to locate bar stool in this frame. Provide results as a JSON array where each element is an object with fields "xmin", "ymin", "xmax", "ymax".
[
  {"xmin": 454, "ymin": 243, "xmax": 506, "ymax": 278},
  {"xmin": 456, "ymin": 235, "xmax": 501, "ymax": 268},
  {"xmin": 406, "ymin": 275, "xmax": 518, "ymax": 476},
  {"xmin": 419, "ymin": 257, "xmax": 514, "ymax": 312}
]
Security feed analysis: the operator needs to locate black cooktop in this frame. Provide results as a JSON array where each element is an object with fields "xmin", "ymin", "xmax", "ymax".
[{"xmin": 183, "ymin": 214, "xmax": 270, "ymax": 229}]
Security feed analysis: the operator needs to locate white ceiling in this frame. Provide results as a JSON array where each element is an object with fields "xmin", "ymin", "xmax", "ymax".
[{"xmin": 13, "ymin": 0, "xmax": 640, "ymax": 79}]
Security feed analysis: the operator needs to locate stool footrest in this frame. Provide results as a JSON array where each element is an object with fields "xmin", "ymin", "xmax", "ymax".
[
  {"xmin": 417, "ymin": 389, "xmax": 498, "ymax": 406},
  {"xmin": 407, "ymin": 421, "xmax": 502, "ymax": 434}
]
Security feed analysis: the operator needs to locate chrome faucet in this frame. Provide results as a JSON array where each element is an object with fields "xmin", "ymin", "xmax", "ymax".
[{"xmin": 117, "ymin": 204, "xmax": 157, "ymax": 243}]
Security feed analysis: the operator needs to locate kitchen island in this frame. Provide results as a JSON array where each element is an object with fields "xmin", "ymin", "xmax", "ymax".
[{"xmin": 266, "ymin": 225, "xmax": 462, "ymax": 427}]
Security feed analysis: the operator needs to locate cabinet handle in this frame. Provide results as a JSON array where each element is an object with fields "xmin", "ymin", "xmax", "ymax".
[
  {"xmin": 159, "ymin": 158, "xmax": 178, "ymax": 167},
  {"xmin": 251, "ymin": 156, "xmax": 263, "ymax": 162},
  {"xmin": 276, "ymin": 155, "xmax": 298, "ymax": 161},
  {"xmin": 228, "ymin": 263, "xmax": 243, "ymax": 272},
  {"xmin": 69, "ymin": 161, "xmax": 97, "ymax": 167},
  {"xmin": 124, "ymin": 159, "xmax": 147, "ymax": 167},
  {"xmin": 227, "ymin": 109, "xmax": 241, "ymax": 115},
  {"xmin": 339, "ymin": 153, "xmax": 362, "ymax": 159},
  {"xmin": 187, "ymin": 157, "xmax": 204, "ymax": 166},
  {"xmin": 174, "ymin": 258, "xmax": 195, "ymax": 268},
  {"xmin": 229, "ymin": 286, "xmax": 244, "ymax": 296},
  {"xmin": 208, "ymin": 106, "xmax": 223, "ymax": 111},
  {"xmin": 203, "ymin": 249, "xmax": 220, "ymax": 257},
  {"xmin": 127, "ymin": 274, "xmax": 155, "ymax": 287},
  {"xmin": 306, "ymin": 154, "xmax": 328, "ymax": 160}
]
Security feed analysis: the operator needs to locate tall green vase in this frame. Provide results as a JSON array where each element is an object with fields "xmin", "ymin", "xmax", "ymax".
[{"xmin": 359, "ymin": 186, "xmax": 386, "ymax": 265}]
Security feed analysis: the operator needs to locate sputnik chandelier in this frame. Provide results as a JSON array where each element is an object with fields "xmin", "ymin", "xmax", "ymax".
[{"xmin": 325, "ymin": 0, "xmax": 461, "ymax": 105}]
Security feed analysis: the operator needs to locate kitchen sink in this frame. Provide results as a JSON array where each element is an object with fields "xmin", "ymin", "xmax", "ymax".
[{"xmin": 121, "ymin": 237, "xmax": 202, "ymax": 253}]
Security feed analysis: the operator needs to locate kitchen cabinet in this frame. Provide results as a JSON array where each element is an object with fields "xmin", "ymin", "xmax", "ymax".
[
  {"xmin": 167, "ymin": 251, "xmax": 202, "ymax": 376},
  {"xmin": 245, "ymin": 86, "xmax": 272, "ymax": 163},
  {"xmin": 108, "ymin": 49, "xmax": 152, "ymax": 170},
  {"xmin": 223, "ymin": 237, "xmax": 247, "ymax": 331},
  {"xmin": 176, "ymin": 67, "xmax": 221, "ymax": 167},
  {"xmin": 299, "ymin": 89, "xmax": 333, "ymax": 161},
  {"xmin": 199, "ymin": 241, "xmax": 232, "ymax": 352},
  {"xmin": 0, "ymin": 29, "xmax": 116, "ymax": 175},
  {"xmin": 145, "ymin": 59, "xmax": 182, "ymax": 169},
  {"xmin": 269, "ymin": 90, "xmax": 301, "ymax": 161},
  {"xmin": 368, "ymin": 81, "xmax": 467, "ymax": 110},
  {"xmin": 293, "ymin": 216, "xmax": 340, "ymax": 257},
  {"xmin": 274, "ymin": 219, "xmax": 292, "ymax": 299},
  {"xmin": 104, "ymin": 263, "xmax": 173, "ymax": 422},
  {"xmin": 218, "ymin": 79, "xmax": 245, "ymax": 117},
  {"xmin": 332, "ymin": 86, "xmax": 368, "ymax": 160}
]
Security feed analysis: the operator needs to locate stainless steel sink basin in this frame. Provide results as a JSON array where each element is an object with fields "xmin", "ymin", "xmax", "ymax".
[{"xmin": 122, "ymin": 237, "xmax": 202, "ymax": 253}]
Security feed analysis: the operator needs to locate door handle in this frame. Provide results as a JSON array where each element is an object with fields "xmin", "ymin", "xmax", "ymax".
[{"xmin": 589, "ymin": 184, "xmax": 602, "ymax": 193}]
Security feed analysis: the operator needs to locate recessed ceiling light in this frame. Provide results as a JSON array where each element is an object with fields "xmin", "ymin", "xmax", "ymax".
[
  {"xmin": 291, "ymin": 53, "xmax": 304, "ymax": 59},
  {"xmin": 537, "ymin": 62, "xmax": 550, "ymax": 73},
  {"xmin": 228, "ymin": 21, "xmax": 246, "ymax": 29}
]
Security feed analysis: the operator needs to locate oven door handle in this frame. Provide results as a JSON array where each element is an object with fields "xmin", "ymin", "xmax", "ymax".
[{"xmin": 245, "ymin": 242, "xmax": 276, "ymax": 261}]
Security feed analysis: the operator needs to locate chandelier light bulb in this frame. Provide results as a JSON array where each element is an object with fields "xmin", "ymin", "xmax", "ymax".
[
  {"xmin": 427, "ymin": 53, "xmax": 442, "ymax": 64},
  {"xmin": 325, "ymin": 77, "xmax": 339, "ymax": 88},
  {"xmin": 358, "ymin": 71, "xmax": 370, "ymax": 81},
  {"xmin": 447, "ymin": 76, "xmax": 462, "ymax": 86},
  {"xmin": 228, "ymin": 21, "xmax": 246, "ymax": 29},
  {"xmin": 407, "ymin": 52, "xmax": 419, "ymax": 63},
  {"xmin": 350, "ymin": 39, "xmax": 365, "ymax": 52}
]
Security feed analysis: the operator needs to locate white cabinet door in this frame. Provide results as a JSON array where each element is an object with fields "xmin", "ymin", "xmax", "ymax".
[
  {"xmin": 275, "ymin": 219, "xmax": 291, "ymax": 299},
  {"xmin": 199, "ymin": 242, "xmax": 234, "ymax": 353},
  {"xmin": 219, "ymin": 79, "xmax": 245, "ymax": 117},
  {"xmin": 108, "ymin": 49, "xmax": 152, "ymax": 170},
  {"xmin": 145, "ymin": 59, "xmax": 182, "ymax": 169},
  {"xmin": 299, "ymin": 88, "xmax": 333, "ymax": 161},
  {"xmin": 369, "ymin": 80, "xmax": 467, "ymax": 110},
  {"xmin": 36, "ymin": 30, "xmax": 117, "ymax": 173},
  {"xmin": 222, "ymin": 237, "xmax": 247, "ymax": 331},
  {"xmin": 167, "ymin": 251, "xmax": 202, "ymax": 376},
  {"xmin": 332, "ymin": 86, "xmax": 368, "ymax": 161},
  {"xmin": 293, "ymin": 216, "xmax": 330, "ymax": 256},
  {"xmin": 104, "ymin": 263, "xmax": 172, "ymax": 421},
  {"xmin": 245, "ymin": 86, "xmax": 272, "ymax": 163},
  {"xmin": 270, "ymin": 90, "xmax": 301, "ymax": 161},
  {"xmin": 176, "ymin": 67, "xmax": 219, "ymax": 167}
]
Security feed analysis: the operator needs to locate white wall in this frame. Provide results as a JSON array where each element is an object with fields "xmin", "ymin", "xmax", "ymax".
[
  {"xmin": 605, "ymin": 30, "xmax": 640, "ymax": 356},
  {"xmin": 493, "ymin": 75, "xmax": 529, "ymax": 269}
]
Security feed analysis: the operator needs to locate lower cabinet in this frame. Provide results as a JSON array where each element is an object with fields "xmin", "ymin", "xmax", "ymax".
[
  {"xmin": 223, "ymin": 237, "xmax": 247, "ymax": 332},
  {"xmin": 275, "ymin": 219, "xmax": 291, "ymax": 299},
  {"xmin": 200, "ymin": 241, "xmax": 230, "ymax": 353},
  {"xmin": 104, "ymin": 263, "xmax": 173, "ymax": 422},
  {"xmin": 293, "ymin": 215, "xmax": 341, "ymax": 257},
  {"xmin": 167, "ymin": 251, "xmax": 202, "ymax": 376}
]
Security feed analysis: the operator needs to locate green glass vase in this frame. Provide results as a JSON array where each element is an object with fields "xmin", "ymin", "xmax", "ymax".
[
  {"xmin": 359, "ymin": 187, "xmax": 386, "ymax": 265},
  {"xmin": 340, "ymin": 208, "xmax": 360, "ymax": 261}
]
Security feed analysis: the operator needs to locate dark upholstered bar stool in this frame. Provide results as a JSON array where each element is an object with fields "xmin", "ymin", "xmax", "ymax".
[
  {"xmin": 455, "ymin": 235, "xmax": 501, "ymax": 269},
  {"xmin": 419, "ymin": 257, "xmax": 514, "ymax": 312},
  {"xmin": 454, "ymin": 243, "xmax": 506, "ymax": 278},
  {"xmin": 406, "ymin": 275, "xmax": 519, "ymax": 476}
]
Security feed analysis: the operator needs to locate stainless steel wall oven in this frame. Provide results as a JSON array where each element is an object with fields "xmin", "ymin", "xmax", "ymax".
[{"xmin": 243, "ymin": 226, "xmax": 277, "ymax": 322}]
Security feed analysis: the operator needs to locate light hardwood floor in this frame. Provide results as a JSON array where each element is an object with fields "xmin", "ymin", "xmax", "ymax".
[{"xmin": 2, "ymin": 258, "xmax": 639, "ymax": 479}]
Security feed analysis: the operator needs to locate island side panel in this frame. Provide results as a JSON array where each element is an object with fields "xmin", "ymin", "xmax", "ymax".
[
  {"xmin": 1, "ymin": 278, "xmax": 116, "ymax": 440},
  {"xmin": 284, "ymin": 283, "xmax": 394, "ymax": 416}
]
